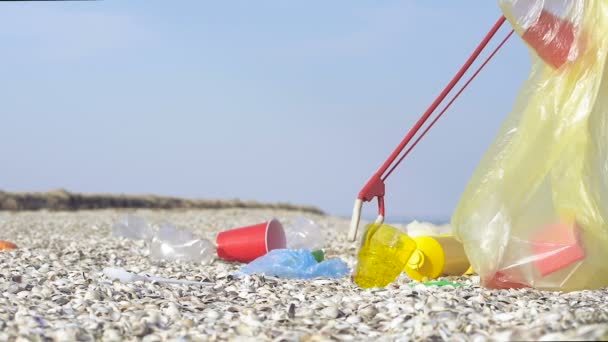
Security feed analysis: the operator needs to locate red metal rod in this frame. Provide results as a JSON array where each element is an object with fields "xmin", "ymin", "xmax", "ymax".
[
  {"xmin": 356, "ymin": 15, "xmax": 508, "ymax": 203},
  {"xmin": 376, "ymin": 16, "xmax": 507, "ymax": 182},
  {"xmin": 383, "ymin": 29, "xmax": 515, "ymax": 180}
]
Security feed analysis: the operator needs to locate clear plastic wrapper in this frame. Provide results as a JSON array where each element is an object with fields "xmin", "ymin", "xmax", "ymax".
[
  {"xmin": 452, "ymin": 0, "xmax": 608, "ymax": 291},
  {"xmin": 149, "ymin": 223, "xmax": 215, "ymax": 265},
  {"xmin": 112, "ymin": 214, "xmax": 154, "ymax": 241},
  {"xmin": 236, "ymin": 249, "xmax": 349, "ymax": 279},
  {"xmin": 285, "ymin": 217, "xmax": 325, "ymax": 250},
  {"xmin": 112, "ymin": 215, "xmax": 215, "ymax": 265}
]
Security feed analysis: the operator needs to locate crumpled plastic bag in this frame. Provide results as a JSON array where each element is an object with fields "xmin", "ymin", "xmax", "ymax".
[
  {"xmin": 452, "ymin": 0, "xmax": 608, "ymax": 291},
  {"xmin": 236, "ymin": 249, "xmax": 349, "ymax": 279}
]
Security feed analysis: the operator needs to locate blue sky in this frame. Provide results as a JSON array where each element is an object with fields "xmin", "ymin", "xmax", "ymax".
[{"xmin": 1, "ymin": 1, "xmax": 531, "ymax": 220}]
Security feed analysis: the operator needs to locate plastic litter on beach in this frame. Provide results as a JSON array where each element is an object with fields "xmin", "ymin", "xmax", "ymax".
[
  {"xmin": 103, "ymin": 267, "xmax": 214, "ymax": 286},
  {"xmin": 112, "ymin": 215, "xmax": 328, "ymax": 274},
  {"xmin": 0, "ymin": 240, "xmax": 18, "ymax": 251},
  {"xmin": 112, "ymin": 214, "xmax": 154, "ymax": 241},
  {"xmin": 404, "ymin": 235, "xmax": 470, "ymax": 281},
  {"xmin": 353, "ymin": 223, "xmax": 473, "ymax": 288},
  {"xmin": 112, "ymin": 215, "xmax": 215, "ymax": 264},
  {"xmin": 236, "ymin": 249, "xmax": 349, "ymax": 279},
  {"xmin": 311, "ymin": 250, "xmax": 325, "ymax": 262},
  {"xmin": 353, "ymin": 224, "xmax": 417, "ymax": 288},
  {"xmin": 216, "ymin": 219, "xmax": 286, "ymax": 263},
  {"xmin": 410, "ymin": 281, "xmax": 462, "ymax": 288},
  {"xmin": 150, "ymin": 222, "xmax": 215, "ymax": 264},
  {"xmin": 405, "ymin": 221, "xmax": 452, "ymax": 238},
  {"xmin": 285, "ymin": 217, "xmax": 325, "ymax": 250}
]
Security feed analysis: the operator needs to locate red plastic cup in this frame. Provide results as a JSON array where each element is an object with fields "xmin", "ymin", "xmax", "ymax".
[
  {"xmin": 531, "ymin": 221, "xmax": 585, "ymax": 276},
  {"xmin": 522, "ymin": 9, "xmax": 577, "ymax": 69},
  {"xmin": 216, "ymin": 219, "xmax": 286, "ymax": 263}
]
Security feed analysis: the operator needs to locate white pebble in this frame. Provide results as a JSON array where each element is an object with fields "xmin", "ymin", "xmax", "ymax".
[{"xmin": 321, "ymin": 307, "xmax": 340, "ymax": 319}]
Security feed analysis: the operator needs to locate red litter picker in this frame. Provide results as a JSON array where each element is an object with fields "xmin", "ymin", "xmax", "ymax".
[{"xmin": 348, "ymin": 16, "xmax": 514, "ymax": 242}]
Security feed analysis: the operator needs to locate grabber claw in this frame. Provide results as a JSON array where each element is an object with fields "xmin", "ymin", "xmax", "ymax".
[
  {"xmin": 348, "ymin": 174, "xmax": 385, "ymax": 242},
  {"xmin": 348, "ymin": 199, "xmax": 363, "ymax": 242},
  {"xmin": 348, "ymin": 197, "xmax": 385, "ymax": 242},
  {"xmin": 346, "ymin": 16, "xmax": 509, "ymax": 243}
]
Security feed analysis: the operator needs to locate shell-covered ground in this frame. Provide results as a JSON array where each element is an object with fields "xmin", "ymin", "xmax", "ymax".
[{"xmin": 1, "ymin": 209, "xmax": 607, "ymax": 341}]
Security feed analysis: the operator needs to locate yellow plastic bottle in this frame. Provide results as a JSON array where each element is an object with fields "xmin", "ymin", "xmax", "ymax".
[
  {"xmin": 354, "ymin": 224, "xmax": 417, "ymax": 288},
  {"xmin": 404, "ymin": 235, "xmax": 470, "ymax": 281}
]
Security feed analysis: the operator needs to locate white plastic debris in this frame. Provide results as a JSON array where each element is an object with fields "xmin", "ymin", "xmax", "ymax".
[
  {"xmin": 103, "ymin": 267, "xmax": 213, "ymax": 286},
  {"xmin": 149, "ymin": 222, "xmax": 215, "ymax": 264},
  {"xmin": 112, "ymin": 214, "xmax": 154, "ymax": 241},
  {"xmin": 406, "ymin": 220, "xmax": 453, "ymax": 237},
  {"xmin": 285, "ymin": 217, "xmax": 325, "ymax": 250},
  {"xmin": 111, "ymin": 215, "xmax": 216, "ymax": 264},
  {"xmin": 104, "ymin": 267, "xmax": 142, "ymax": 283}
]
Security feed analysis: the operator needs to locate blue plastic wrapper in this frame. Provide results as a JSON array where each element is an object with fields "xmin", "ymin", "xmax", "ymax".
[{"xmin": 236, "ymin": 249, "xmax": 349, "ymax": 279}]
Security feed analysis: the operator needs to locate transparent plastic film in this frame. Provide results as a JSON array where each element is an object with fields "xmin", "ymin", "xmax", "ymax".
[{"xmin": 452, "ymin": 0, "xmax": 608, "ymax": 291}]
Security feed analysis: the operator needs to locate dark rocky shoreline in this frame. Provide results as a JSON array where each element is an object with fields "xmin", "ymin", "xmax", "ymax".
[{"xmin": 0, "ymin": 190, "xmax": 324, "ymax": 215}]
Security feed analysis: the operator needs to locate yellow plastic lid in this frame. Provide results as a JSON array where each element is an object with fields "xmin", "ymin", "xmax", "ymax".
[{"xmin": 404, "ymin": 236, "xmax": 445, "ymax": 281}]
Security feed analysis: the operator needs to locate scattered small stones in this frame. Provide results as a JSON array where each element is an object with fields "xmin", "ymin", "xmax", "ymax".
[
  {"xmin": 0, "ymin": 209, "xmax": 607, "ymax": 340},
  {"xmin": 359, "ymin": 305, "xmax": 378, "ymax": 320}
]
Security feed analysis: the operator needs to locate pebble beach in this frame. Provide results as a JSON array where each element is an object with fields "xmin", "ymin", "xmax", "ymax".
[{"xmin": 1, "ymin": 209, "xmax": 608, "ymax": 341}]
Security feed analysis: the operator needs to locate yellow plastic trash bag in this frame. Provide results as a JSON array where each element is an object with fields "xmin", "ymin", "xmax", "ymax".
[{"xmin": 452, "ymin": 0, "xmax": 608, "ymax": 291}]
